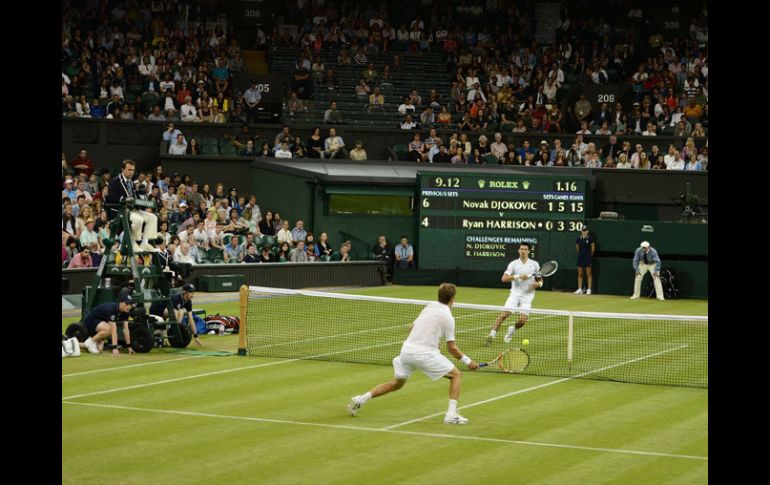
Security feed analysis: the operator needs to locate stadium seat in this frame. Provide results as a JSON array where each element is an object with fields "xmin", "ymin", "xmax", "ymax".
[
  {"xmin": 219, "ymin": 144, "xmax": 237, "ymax": 156},
  {"xmin": 201, "ymin": 137, "xmax": 219, "ymax": 148},
  {"xmin": 484, "ymin": 155, "xmax": 499, "ymax": 165},
  {"xmin": 393, "ymin": 144, "xmax": 408, "ymax": 161},
  {"xmin": 207, "ymin": 248, "xmax": 225, "ymax": 263},
  {"xmin": 262, "ymin": 235, "xmax": 276, "ymax": 247},
  {"xmin": 201, "ymin": 145, "xmax": 219, "ymax": 155}
]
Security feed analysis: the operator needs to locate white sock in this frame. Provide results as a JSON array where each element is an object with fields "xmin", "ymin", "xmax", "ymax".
[
  {"xmin": 489, "ymin": 330, "xmax": 497, "ymax": 337},
  {"xmin": 507, "ymin": 325, "xmax": 516, "ymax": 334},
  {"xmin": 447, "ymin": 399, "xmax": 458, "ymax": 415},
  {"xmin": 360, "ymin": 391, "xmax": 372, "ymax": 403}
]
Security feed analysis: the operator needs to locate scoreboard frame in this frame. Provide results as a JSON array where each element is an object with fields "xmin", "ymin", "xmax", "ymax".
[{"xmin": 416, "ymin": 171, "xmax": 589, "ymax": 271}]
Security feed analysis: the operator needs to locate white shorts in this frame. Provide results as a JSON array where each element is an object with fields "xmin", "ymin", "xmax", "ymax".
[
  {"xmin": 504, "ymin": 293, "xmax": 533, "ymax": 316},
  {"xmin": 392, "ymin": 351, "xmax": 455, "ymax": 382}
]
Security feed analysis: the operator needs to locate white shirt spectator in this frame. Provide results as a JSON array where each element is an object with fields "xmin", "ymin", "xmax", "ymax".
[
  {"xmin": 667, "ymin": 158, "xmax": 686, "ymax": 170},
  {"xmin": 275, "ymin": 146, "xmax": 293, "ymax": 158},
  {"xmin": 181, "ymin": 103, "xmax": 198, "ymax": 121}
]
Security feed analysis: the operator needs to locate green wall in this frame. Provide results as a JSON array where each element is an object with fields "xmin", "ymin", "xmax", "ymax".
[
  {"xmin": 587, "ymin": 219, "xmax": 708, "ymax": 256},
  {"xmin": 249, "ymin": 166, "xmax": 415, "ymax": 255}
]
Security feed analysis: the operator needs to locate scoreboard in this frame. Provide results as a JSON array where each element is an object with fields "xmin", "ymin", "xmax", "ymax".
[{"xmin": 417, "ymin": 172, "xmax": 588, "ymax": 271}]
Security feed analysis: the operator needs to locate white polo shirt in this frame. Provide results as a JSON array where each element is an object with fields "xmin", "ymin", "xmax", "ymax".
[
  {"xmin": 400, "ymin": 302, "xmax": 455, "ymax": 354},
  {"xmin": 505, "ymin": 258, "xmax": 541, "ymax": 296}
]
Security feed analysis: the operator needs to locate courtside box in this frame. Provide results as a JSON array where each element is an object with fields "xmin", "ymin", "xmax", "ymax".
[{"xmin": 197, "ymin": 275, "xmax": 245, "ymax": 292}]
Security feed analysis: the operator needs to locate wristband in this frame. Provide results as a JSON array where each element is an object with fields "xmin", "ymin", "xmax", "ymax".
[{"xmin": 460, "ymin": 355, "xmax": 472, "ymax": 365}]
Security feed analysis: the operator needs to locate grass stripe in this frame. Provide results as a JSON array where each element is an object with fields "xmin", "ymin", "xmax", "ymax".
[{"xmin": 61, "ymin": 401, "xmax": 707, "ymax": 461}]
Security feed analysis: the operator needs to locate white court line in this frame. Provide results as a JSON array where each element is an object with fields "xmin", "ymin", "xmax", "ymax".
[
  {"xmin": 62, "ymin": 336, "xmax": 438, "ymax": 400},
  {"xmin": 385, "ymin": 344, "xmax": 689, "ymax": 430},
  {"xmin": 61, "ymin": 359, "xmax": 299, "ymax": 400},
  {"xmin": 62, "ymin": 355, "xmax": 207, "ymax": 378},
  {"xmin": 60, "ymin": 401, "xmax": 707, "ymax": 462}
]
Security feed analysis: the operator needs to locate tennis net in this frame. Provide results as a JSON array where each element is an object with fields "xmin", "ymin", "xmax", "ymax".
[{"xmin": 243, "ymin": 286, "xmax": 707, "ymax": 388}]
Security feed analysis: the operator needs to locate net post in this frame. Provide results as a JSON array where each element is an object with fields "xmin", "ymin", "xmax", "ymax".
[
  {"xmin": 238, "ymin": 285, "xmax": 248, "ymax": 356},
  {"xmin": 567, "ymin": 313, "xmax": 575, "ymax": 371}
]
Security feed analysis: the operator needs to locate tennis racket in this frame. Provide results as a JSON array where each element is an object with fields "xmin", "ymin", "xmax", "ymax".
[
  {"xmin": 535, "ymin": 260, "xmax": 559, "ymax": 279},
  {"xmin": 478, "ymin": 347, "xmax": 530, "ymax": 373}
]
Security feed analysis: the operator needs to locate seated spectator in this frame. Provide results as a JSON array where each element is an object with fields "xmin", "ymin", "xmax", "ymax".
[
  {"xmin": 168, "ymin": 133, "xmax": 188, "ymax": 155},
  {"xmin": 397, "ymin": 97, "xmax": 416, "ymax": 115},
  {"xmin": 258, "ymin": 210, "xmax": 276, "ymax": 235},
  {"xmin": 355, "ymin": 78, "xmax": 371, "ymax": 97},
  {"xmin": 323, "ymin": 128, "xmax": 346, "ymax": 159},
  {"xmin": 243, "ymin": 244, "xmax": 260, "ymax": 263},
  {"xmin": 316, "ymin": 232, "xmax": 334, "ymax": 260},
  {"xmin": 368, "ymin": 87, "xmax": 385, "ymax": 110},
  {"xmin": 324, "ymin": 101, "xmax": 342, "ymax": 124},
  {"xmin": 193, "ymin": 220, "xmax": 210, "ymax": 250},
  {"xmin": 321, "ymin": 68, "xmax": 338, "ymax": 90},
  {"xmin": 407, "ymin": 133, "xmax": 425, "ymax": 162},
  {"xmin": 697, "ymin": 147, "xmax": 708, "ymax": 170},
  {"xmin": 180, "ymin": 96, "xmax": 199, "ymax": 122},
  {"xmin": 373, "ymin": 234, "xmax": 394, "ymax": 271},
  {"xmin": 71, "ymin": 149, "xmax": 95, "ymax": 177},
  {"xmin": 276, "ymin": 220, "xmax": 294, "ymax": 246},
  {"xmin": 394, "ymin": 236, "xmax": 415, "ymax": 269},
  {"xmin": 209, "ymin": 222, "xmax": 226, "ymax": 249},
  {"xmin": 642, "ymin": 122, "xmax": 658, "ymax": 136},
  {"xmin": 174, "ymin": 242, "xmax": 196, "ymax": 265},
  {"xmin": 304, "ymin": 233, "xmax": 319, "ymax": 262},
  {"xmin": 349, "ymin": 141, "xmax": 367, "ymax": 160},
  {"xmin": 223, "ymin": 208, "xmax": 249, "ymax": 235},
  {"xmin": 275, "ymin": 141, "xmax": 293, "ymax": 159},
  {"xmin": 401, "ymin": 114, "xmax": 418, "ymax": 130},
  {"xmin": 331, "ymin": 241, "xmax": 353, "ymax": 262},
  {"xmin": 685, "ymin": 155, "xmax": 703, "ymax": 171},
  {"xmin": 291, "ymin": 220, "xmax": 307, "ymax": 242},
  {"xmin": 79, "ymin": 218, "xmax": 99, "ymax": 248},
  {"xmin": 276, "ymin": 241, "xmax": 292, "ymax": 262},
  {"xmin": 290, "ymin": 240, "xmax": 309, "ymax": 263},
  {"xmin": 223, "ymin": 235, "xmax": 244, "ymax": 263},
  {"xmin": 452, "ymin": 147, "xmax": 467, "ymax": 164},
  {"xmin": 437, "ymin": 106, "xmax": 452, "ymax": 125},
  {"xmin": 259, "ymin": 245, "xmax": 275, "ymax": 262},
  {"xmin": 67, "ymin": 247, "xmax": 93, "ymax": 268},
  {"xmin": 287, "ymin": 91, "xmax": 306, "ymax": 115}
]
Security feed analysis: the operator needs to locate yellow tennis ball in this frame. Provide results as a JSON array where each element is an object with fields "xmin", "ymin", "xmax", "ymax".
[{"xmin": 522, "ymin": 339, "xmax": 529, "ymax": 346}]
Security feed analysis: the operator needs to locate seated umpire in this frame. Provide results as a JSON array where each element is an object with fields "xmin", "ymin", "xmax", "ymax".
[
  {"xmin": 82, "ymin": 294, "xmax": 137, "ymax": 357},
  {"xmin": 149, "ymin": 284, "xmax": 203, "ymax": 346},
  {"xmin": 106, "ymin": 159, "xmax": 160, "ymax": 253}
]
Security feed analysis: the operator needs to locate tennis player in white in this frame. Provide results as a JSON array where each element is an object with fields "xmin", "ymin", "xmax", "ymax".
[
  {"xmin": 348, "ymin": 283, "xmax": 479, "ymax": 424},
  {"xmin": 485, "ymin": 242, "xmax": 542, "ymax": 345}
]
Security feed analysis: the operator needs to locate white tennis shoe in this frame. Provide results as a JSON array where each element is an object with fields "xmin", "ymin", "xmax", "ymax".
[
  {"xmin": 574, "ymin": 288, "xmax": 583, "ymax": 295},
  {"xmin": 586, "ymin": 289, "xmax": 592, "ymax": 295},
  {"xmin": 444, "ymin": 413, "xmax": 469, "ymax": 425},
  {"xmin": 84, "ymin": 337, "xmax": 100, "ymax": 354},
  {"xmin": 503, "ymin": 325, "xmax": 516, "ymax": 343}
]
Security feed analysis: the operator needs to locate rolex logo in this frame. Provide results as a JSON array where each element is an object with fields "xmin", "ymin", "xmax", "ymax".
[
  {"xmin": 522, "ymin": 181, "xmax": 530, "ymax": 189},
  {"xmin": 478, "ymin": 179, "xmax": 486, "ymax": 188}
]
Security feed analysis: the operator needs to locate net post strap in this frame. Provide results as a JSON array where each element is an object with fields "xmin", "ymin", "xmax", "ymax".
[{"xmin": 238, "ymin": 284, "xmax": 248, "ymax": 356}]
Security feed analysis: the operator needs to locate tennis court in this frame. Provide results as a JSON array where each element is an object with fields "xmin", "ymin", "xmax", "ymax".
[{"xmin": 62, "ymin": 286, "xmax": 707, "ymax": 484}]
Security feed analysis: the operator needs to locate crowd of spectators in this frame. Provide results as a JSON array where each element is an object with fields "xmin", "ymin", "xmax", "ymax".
[
  {"xmin": 62, "ymin": 1, "xmax": 709, "ymax": 275},
  {"xmin": 62, "ymin": 154, "xmax": 394, "ymax": 269},
  {"xmin": 62, "ymin": 0, "xmax": 256, "ymax": 123},
  {"xmin": 63, "ymin": 0, "xmax": 708, "ymax": 165},
  {"xmin": 266, "ymin": 0, "xmax": 707, "ymax": 138}
]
